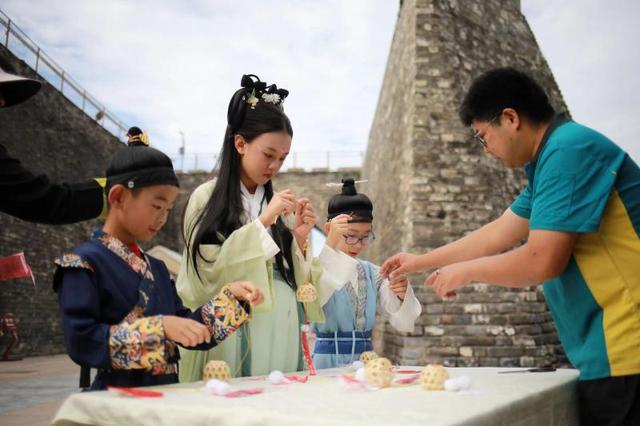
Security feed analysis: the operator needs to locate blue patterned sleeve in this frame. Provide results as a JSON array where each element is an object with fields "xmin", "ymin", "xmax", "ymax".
[{"xmin": 54, "ymin": 254, "xmax": 168, "ymax": 371}]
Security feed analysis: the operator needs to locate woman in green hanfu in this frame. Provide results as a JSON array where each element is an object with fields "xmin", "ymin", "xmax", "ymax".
[{"xmin": 176, "ymin": 75, "xmax": 324, "ymax": 380}]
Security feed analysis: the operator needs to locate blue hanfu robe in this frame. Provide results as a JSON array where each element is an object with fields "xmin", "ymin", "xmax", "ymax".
[
  {"xmin": 312, "ymin": 245, "xmax": 422, "ymax": 369},
  {"xmin": 53, "ymin": 229, "xmax": 250, "ymax": 390}
]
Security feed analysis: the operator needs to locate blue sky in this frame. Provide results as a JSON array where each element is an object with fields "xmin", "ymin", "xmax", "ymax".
[{"xmin": 2, "ymin": 0, "xmax": 639, "ymax": 168}]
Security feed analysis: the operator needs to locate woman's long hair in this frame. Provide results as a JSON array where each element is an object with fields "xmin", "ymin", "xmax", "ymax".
[{"xmin": 185, "ymin": 75, "xmax": 298, "ymax": 289}]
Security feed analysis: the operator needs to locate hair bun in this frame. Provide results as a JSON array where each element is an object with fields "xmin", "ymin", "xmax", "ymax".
[
  {"xmin": 126, "ymin": 126, "xmax": 149, "ymax": 146},
  {"xmin": 326, "ymin": 177, "xmax": 373, "ymax": 222},
  {"xmin": 341, "ymin": 178, "xmax": 357, "ymax": 195},
  {"xmin": 241, "ymin": 74, "xmax": 267, "ymax": 92}
]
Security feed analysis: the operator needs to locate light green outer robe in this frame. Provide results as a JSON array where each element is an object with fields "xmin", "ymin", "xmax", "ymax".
[{"xmin": 176, "ymin": 180, "xmax": 324, "ymax": 380}]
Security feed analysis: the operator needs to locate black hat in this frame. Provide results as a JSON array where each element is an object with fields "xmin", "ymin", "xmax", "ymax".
[
  {"xmin": 0, "ymin": 68, "xmax": 41, "ymax": 108},
  {"xmin": 107, "ymin": 126, "xmax": 179, "ymax": 190},
  {"xmin": 327, "ymin": 178, "xmax": 373, "ymax": 223}
]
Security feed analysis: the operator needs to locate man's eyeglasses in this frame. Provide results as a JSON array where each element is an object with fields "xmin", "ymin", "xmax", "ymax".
[
  {"xmin": 343, "ymin": 233, "xmax": 376, "ymax": 246},
  {"xmin": 472, "ymin": 112, "xmax": 502, "ymax": 147}
]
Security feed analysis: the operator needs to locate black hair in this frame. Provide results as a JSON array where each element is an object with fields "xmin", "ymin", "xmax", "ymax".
[
  {"xmin": 459, "ymin": 67, "xmax": 555, "ymax": 126},
  {"xmin": 185, "ymin": 75, "xmax": 297, "ymax": 289},
  {"xmin": 106, "ymin": 127, "xmax": 179, "ymax": 193},
  {"xmin": 327, "ymin": 178, "xmax": 373, "ymax": 223}
]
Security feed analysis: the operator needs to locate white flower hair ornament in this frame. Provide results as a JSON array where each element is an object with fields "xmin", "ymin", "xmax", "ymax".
[
  {"xmin": 240, "ymin": 74, "xmax": 289, "ymax": 109},
  {"xmin": 261, "ymin": 92, "xmax": 281, "ymax": 104}
]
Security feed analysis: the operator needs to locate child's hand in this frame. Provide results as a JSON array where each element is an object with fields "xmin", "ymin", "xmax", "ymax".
[
  {"xmin": 259, "ymin": 189, "xmax": 296, "ymax": 227},
  {"xmin": 227, "ymin": 281, "xmax": 264, "ymax": 306},
  {"xmin": 293, "ymin": 198, "xmax": 317, "ymax": 241},
  {"xmin": 389, "ymin": 274, "xmax": 408, "ymax": 300},
  {"xmin": 162, "ymin": 315, "xmax": 211, "ymax": 347},
  {"xmin": 326, "ymin": 214, "xmax": 351, "ymax": 248}
]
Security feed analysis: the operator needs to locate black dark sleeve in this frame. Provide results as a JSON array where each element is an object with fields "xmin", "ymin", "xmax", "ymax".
[{"xmin": 0, "ymin": 144, "xmax": 104, "ymax": 224}]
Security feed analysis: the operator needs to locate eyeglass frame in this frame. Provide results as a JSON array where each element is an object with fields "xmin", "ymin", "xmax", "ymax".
[
  {"xmin": 343, "ymin": 232, "xmax": 376, "ymax": 246},
  {"xmin": 472, "ymin": 111, "xmax": 503, "ymax": 148}
]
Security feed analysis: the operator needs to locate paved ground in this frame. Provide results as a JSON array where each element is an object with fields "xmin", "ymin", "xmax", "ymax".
[{"xmin": 0, "ymin": 354, "xmax": 80, "ymax": 425}]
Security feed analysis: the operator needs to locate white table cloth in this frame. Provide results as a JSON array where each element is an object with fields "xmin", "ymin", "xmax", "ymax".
[{"xmin": 52, "ymin": 366, "xmax": 579, "ymax": 426}]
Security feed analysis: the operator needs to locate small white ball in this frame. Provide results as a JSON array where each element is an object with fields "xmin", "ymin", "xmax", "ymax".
[
  {"xmin": 268, "ymin": 370, "xmax": 287, "ymax": 384},
  {"xmin": 443, "ymin": 378, "xmax": 461, "ymax": 392},
  {"xmin": 352, "ymin": 361, "xmax": 365, "ymax": 371},
  {"xmin": 355, "ymin": 367, "xmax": 367, "ymax": 383},
  {"xmin": 456, "ymin": 375, "xmax": 471, "ymax": 390},
  {"xmin": 205, "ymin": 379, "xmax": 232, "ymax": 395}
]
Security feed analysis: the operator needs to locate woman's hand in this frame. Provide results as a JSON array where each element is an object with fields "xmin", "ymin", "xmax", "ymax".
[
  {"xmin": 259, "ymin": 189, "xmax": 296, "ymax": 227},
  {"xmin": 227, "ymin": 281, "xmax": 264, "ymax": 306},
  {"xmin": 293, "ymin": 198, "xmax": 318, "ymax": 242}
]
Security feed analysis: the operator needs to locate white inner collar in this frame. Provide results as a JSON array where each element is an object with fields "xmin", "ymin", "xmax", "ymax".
[{"xmin": 240, "ymin": 181, "xmax": 266, "ymax": 223}]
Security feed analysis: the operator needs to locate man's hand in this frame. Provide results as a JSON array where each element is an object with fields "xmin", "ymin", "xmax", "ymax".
[
  {"xmin": 424, "ymin": 263, "xmax": 472, "ymax": 300},
  {"xmin": 380, "ymin": 252, "xmax": 423, "ymax": 279}
]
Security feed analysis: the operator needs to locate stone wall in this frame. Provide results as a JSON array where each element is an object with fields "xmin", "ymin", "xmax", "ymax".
[
  {"xmin": 365, "ymin": 0, "xmax": 568, "ymax": 368},
  {"xmin": 0, "ymin": 45, "xmax": 124, "ymax": 356}
]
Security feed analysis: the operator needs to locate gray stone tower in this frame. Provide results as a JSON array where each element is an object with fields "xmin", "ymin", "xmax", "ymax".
[{"xmin": 364, "ymin": 0, "xmax": 569, "ymax": 367}]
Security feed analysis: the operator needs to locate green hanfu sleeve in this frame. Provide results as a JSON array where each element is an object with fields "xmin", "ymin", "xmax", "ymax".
[
  {"xmin": 176, "ymin": 180, "xmax": 276, "ymax": 313},
  {"xmin": 291, "ymin": 238, "xmax": 325, "ymax": 323}
]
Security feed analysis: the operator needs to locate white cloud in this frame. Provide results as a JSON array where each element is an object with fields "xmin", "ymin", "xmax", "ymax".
[
  {"xmin": 1, "ymin": 0, "xmax": 398, "ymax": 170},
  {"xmin": 3, "ymin": 0, "xmax": 638, "ymax": 167}
]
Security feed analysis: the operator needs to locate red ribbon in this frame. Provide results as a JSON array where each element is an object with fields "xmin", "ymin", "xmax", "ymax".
[
  {"xmin": 285, "ymin": 375, "xmax": 309, "ymax": 383},
  {"xmin": 392, "ymin": 374, "xmax": 420, "ymax": 385},
  {"xmin": 395, "ymin": 369, "xmax": 421, "ymax": 374},
  {"xmin": 300, "ymin": 322, "xmax": 317, "ymax": 376},
  {"xmin": 225, "ymin": 388, "xmax": 264, "ymax": 398},
  {"xmin": 108, "ymin": 386, "xmax": 163, "ymax": 398},
  {"xmin": 340, "ymin": 373, "xmax": 360, "ymax": 384}
]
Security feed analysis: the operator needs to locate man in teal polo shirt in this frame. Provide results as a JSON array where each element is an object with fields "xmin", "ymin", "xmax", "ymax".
[{"xmin": 381, "ymin": 68, "xmax": 639, "ymax": 425}]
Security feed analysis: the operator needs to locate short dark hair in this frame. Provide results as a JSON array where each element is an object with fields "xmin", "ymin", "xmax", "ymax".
[{"xmin": 459, "ymin": 68, "xmax": 555, "ymax": 126}]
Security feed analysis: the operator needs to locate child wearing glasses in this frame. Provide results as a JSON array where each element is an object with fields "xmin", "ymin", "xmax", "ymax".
[{"xmin": 311, "ymin": 178, "xmax": 421, "ymax": 369}]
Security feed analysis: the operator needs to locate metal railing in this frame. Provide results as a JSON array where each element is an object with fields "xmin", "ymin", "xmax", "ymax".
[
  {"xmin": 0, "ymin": 9, "xmax": 127, "ymax": 140},
  {"xmin": 171, "ymin": 150, "xmax": 365, "ymax": 173}
]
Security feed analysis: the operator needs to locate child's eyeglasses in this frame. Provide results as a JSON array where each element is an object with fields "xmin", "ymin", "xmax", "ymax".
[{"xmin": 343, "ymin": 233, "xmax": 376, "ymax": 246}]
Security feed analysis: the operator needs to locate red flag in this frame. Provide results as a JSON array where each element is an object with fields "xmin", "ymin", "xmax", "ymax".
[{"xmin": 0, "ymin": 252, "xmax": 36, "ymax": 289}]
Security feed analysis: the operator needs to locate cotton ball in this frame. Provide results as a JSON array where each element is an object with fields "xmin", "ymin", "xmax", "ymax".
[
  {"xmin": 456, "ymin": 375, "xmax": 471, "ymax": 390},
  {"xmin": 352, "ymin": 361, "xmax": 365, "ymax": 371},
  {"xmin": 359, "ymin": 351, "xmax": 379, "ymax": 365},
  {"xmin": 202, "ymin": 360, "xmax": 231, "ymax": 383},
  {"xmin": 205, "ymin": 379, "xmax": 232, "ymax": 395},
  {"xmin": 443, "ymin": 378, "xmax": 461, "ymax": 392},
  {"xmin": 420, "ymin": 364, "xmax": 449, "ymax": 391},
  {"xmin": 268, "ymin": 370, "xmax": 288, "ymax": 384},
  {"xmin": 355, "ymin": 367, "xmax": 367, "ymax": 383},
  {"xmin": 365, "ymin": 357, "xmax": 394, "ymax": 388}
]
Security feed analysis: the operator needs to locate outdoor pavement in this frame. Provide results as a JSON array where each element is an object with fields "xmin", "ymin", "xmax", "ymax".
[{"xmin": 0, "ymin": 354, "xmax": 81, "ymax": 425}]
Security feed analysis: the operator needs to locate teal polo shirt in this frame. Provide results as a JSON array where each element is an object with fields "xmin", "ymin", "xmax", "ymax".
[{"xmin": 510, "ymin": 116, "xmax": 640, "ymax": 380}]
